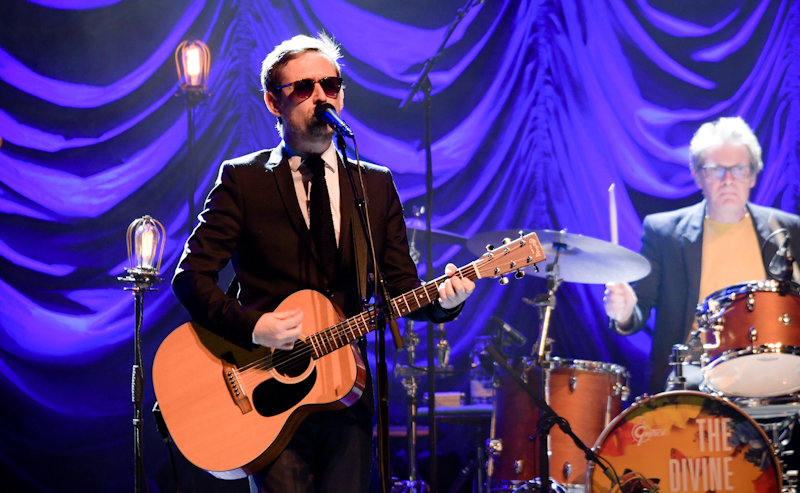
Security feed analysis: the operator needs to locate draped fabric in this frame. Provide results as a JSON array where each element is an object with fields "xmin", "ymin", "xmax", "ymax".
[{"xmin": 1, "ymin": 0, "xmax": 798, "ymax": 490}]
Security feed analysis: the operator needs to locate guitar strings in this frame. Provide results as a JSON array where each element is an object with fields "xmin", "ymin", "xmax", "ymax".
[
  {"xmin": 235, "ymin": 272, "xmax": 451, "ymax": 375},
  {"xmin": 233, "ymin": 265, "xmax": 482, "ymax": 386},
  {"xmin": 230, "ymin": 261, "xmax": 487, "ymax": 387},
  {"xmin": 234, "ymin": 263, "xmax": 489, "ymax": 386},
  {"xmin": 232, "ymin": 289, "xmax": 427, "ymax": 385},
  {"xmin": 233, "ymin": 303, "xmax": 381, "ymax": 384},
  {"xmin": 234, "ymin": 307, "xmax": 385, "ymax": 387}
]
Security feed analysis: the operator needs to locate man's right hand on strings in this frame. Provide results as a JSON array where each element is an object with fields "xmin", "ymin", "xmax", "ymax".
[{"xmin": 253, "ymin": 308, "xmax": 304, "ymax": 350}]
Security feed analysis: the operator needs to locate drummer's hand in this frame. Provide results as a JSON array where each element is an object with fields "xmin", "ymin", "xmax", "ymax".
[
  {"xmin": 438, "ymin": 263, "xmax": 475, "ymax": 310},
  {"xmin": 604, "ymin": 282, "xmax": 637, "ymax": 328}
]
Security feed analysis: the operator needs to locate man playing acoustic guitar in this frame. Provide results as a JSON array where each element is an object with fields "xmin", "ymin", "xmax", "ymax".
[{"xmin": 172, "ymin": 33, "xmax": 474, "ymax": 493}]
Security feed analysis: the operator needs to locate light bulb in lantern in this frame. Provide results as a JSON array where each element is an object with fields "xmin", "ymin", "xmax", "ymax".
[
  {"xmin": 134, "ymin": 216, "xmax": 159, "ymax": 270},
  {"xmin": 175, "ymin": 40, "xmax": 210, "ymax": 91},
  {"xmin": 185, "ymin": 46, "xmax": 202, "ymax": 86}
]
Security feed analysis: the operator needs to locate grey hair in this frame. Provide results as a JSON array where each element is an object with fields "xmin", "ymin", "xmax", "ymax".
[
  {"xmin": 689, "ymin": 116, "xmax": 763, "ymax": 173},
  {"xmin": 260, "ymin": 33, "xmax": 343, "ymax": 95}
]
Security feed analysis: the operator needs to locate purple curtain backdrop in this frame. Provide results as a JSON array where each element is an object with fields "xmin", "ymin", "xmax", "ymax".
[{"xmin": 1, "ymin": 0, "xmax": 798, "ymax": 491}]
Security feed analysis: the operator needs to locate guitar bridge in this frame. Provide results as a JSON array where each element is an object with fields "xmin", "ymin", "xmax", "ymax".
[{"xmin": 222, "ymin": 361, "xmax": 253, "ymax": 414}]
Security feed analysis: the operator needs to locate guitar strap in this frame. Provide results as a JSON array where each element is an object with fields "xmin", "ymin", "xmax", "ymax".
[
  {"xmin": 352, "ymin": 209, "xmax": 369, "ymax": 305},
  {"xmin": 342, "ymin": 154, "xmax": 369, "ymax": 305}
]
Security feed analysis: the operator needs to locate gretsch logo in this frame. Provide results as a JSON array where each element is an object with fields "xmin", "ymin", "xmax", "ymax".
[{"xmin": 631, "ymin": 421, "xmax": 666, "ymax": 446}]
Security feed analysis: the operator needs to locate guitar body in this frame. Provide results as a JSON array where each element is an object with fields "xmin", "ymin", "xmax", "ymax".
[{"xmin": 152, "ymin": 290, "xmax": 366, "ymax": 479}]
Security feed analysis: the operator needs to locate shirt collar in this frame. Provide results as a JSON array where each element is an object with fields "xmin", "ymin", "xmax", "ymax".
[{"xmin": 283, "ymin": 140, "xmax": 338, "ymax": 173}]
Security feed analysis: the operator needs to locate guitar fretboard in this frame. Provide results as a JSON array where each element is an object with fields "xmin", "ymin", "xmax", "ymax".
[{"xmin": 306, "ymin": 263, "xmax": 480, "ymax": 359}]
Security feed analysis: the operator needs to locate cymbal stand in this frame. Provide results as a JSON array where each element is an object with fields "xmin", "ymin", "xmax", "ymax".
[
  {"xmin": 527, "ymin": 232, "xmax": 566, "ymax": 491},
  {"xmin": 532, "ymin": 233, "xmax": 565, "ymax": 362}
]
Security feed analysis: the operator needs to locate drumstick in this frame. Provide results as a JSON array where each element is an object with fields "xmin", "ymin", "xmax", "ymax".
[{"xmin": 609, "ymin": 183, "xmax": 618, "ymax": 245}]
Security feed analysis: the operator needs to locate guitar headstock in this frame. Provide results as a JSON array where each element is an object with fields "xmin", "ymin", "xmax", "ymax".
[{"xmin": 473, "ymin": 231, "xmax": 546, "ymax": 283}]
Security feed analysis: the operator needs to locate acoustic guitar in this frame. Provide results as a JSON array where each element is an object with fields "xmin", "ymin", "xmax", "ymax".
[{"xmin": 152, "ymin": 232, "xmax": 545, "ymax": 479}]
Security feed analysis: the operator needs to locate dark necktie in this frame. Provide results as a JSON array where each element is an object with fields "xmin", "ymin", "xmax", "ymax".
[{"xmin": 305, "ymin": 155, "xmax": 337, "ymax": 280}]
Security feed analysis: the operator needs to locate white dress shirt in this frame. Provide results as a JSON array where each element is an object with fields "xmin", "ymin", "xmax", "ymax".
[{"xmin": 284, "ymin": 141, "xmax": 341, "ymax": 246}]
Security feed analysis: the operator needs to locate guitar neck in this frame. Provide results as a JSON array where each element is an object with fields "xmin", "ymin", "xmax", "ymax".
[{"xmin": 306, "ymin": 263, "xmax": 480, "ymax": 359}]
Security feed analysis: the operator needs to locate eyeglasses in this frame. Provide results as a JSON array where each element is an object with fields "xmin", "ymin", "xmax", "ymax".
[
  {"xmin": 698, "ymin": 164, "xmax": 753, "ymax": 181},
  {"xmin": 272, "ymin": 76, "xmax": 343, "ymax": 101}
]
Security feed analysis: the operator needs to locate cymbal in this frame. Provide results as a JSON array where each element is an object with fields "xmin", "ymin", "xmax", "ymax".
[
  {"xmin": 467, "ymin": 229, "xmax": 651, "ymax": 284},
  {"xmin": 405, "ymin": 218, "xmax": 466, "ymax": 244}
]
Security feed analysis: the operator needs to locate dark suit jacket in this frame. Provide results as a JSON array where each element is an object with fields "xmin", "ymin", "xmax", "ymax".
[
  {"xmin": 173, "ymin": 145, "xmax": 460, "ymax": 411},
  {"xmin": 616, "ymin": 200, "xmax": 800, "ymax": 394}
]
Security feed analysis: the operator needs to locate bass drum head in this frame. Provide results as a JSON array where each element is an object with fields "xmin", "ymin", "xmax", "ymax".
[{"xmin": 585, "ymin": 391, "xmax": 781, "ymax": 493}]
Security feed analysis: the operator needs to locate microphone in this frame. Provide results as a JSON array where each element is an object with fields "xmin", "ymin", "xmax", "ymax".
[
  {"xmin": 314, "ymin": 102, "xmax": 353, "ymax": 138},
  {"xmin": 768, "ymin": 230, "xmax": 791, "ymax": 279},
  {"xmin": 490, "ymin": 316, "xmax": 527, "ymax": 347}
]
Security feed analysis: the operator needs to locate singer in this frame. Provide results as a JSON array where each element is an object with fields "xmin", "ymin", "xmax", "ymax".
[
  {"xmin": 603, "ymin": 117, "xmax": 800, "ymax": 393},
  {"xmin": 172, "ymin": 33, "xmax": 474, "ymax": 493}
]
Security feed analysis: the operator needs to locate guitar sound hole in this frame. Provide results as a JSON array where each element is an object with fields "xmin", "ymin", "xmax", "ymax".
[{"xmin": 273, "ymin": 340, "xmax": 312, "ymax": 378}]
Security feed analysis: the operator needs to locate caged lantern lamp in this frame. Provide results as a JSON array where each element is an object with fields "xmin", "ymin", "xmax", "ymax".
[
  {"xmin": 118, "ymin": 215, "xmax": 165, "ymax": 493},
  {"xmin": 175, "ymin": 40, "xmax": 211, "ymax": 232}
]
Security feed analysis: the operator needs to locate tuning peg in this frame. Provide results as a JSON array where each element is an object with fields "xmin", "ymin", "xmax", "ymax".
[
  {"xmin": 499, "ymin": 276, "xmax": 509, "ymax": 285},
  {"xmin": 515, "ymin": 270, "xmax": 525, "ymax": 279},
  {"xmin": 502, "ymin": 237, "xmax": 511, "ymax": 245},
  {"xmin": 485, "ymin": 244, "xmax": 494, "ymax": 252}
]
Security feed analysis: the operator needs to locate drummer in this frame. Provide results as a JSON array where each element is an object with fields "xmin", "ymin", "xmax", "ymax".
[{"xmin": 604, "ymin": 117, "xmax": 800, "ymax": 393}]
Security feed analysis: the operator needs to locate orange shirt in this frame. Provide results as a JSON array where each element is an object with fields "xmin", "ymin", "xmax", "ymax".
[{"xmin": 699, "ymin": 213, "xmax": 766, "ymax": 304}]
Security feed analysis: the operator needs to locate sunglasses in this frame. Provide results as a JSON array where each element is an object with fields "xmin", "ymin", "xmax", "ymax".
[
  {"xmin": 699, "ymin": 164, "xmax": 753, "ymax": 181},
  {"xmin": 272, "ymin": 76, "xmax": 343, "ymax": 101}
]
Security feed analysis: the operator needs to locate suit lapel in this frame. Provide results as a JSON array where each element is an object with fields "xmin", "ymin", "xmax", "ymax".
[
  {"xmin": 749, "ymin": 203, "xmax": 779, "ymax": 266},
  {"xmin": 267, "ymin": 146, "xmax": 321, "ymax": 266},
  {"xmin": 338, "ymin": 156, "xmax": 368, "ymax": 299},
  {"xmin": 681, "ymin": 201, "xmax": 706, "ymax": 326}
]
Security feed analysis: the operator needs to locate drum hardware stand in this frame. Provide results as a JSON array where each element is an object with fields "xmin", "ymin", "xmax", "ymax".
[
  {"xmin": 764, "ymin": 227, "xmax": 795, "ymax": 295},
  {"xmin": 744, "ymin": 403, "xmax": 800, "ymax": 492},
  {"xmin": 436, "ymin": 325, "xmax": 451, "ymax": 370},
  {"xmin": 665, "ymin": 335, "xmax": 706, "ymax": 391},
  {"xmin": 484, "ymin": 344, "xmax": 619, "ymax": 492},
  {"xmin": 778, "ymin": 252, "xmax": 795, "ymax": 297},
  {"xmin": 530, "ymin": 233, "xmax": 565, "ymax": 362},
  {"xmin": 394, "ymin": 320, "xmax": 454, "ymax": 492},
  {"xmin": 399, "ymin": 215, "xmax": 453, "ymax": 491},
  {"xmin": 395, "ymin": 321, "xmax": 426, "ymax": 490},
  {"xmin": 523, "ymin": 232, "xmax": 566, "ymax": 491}
]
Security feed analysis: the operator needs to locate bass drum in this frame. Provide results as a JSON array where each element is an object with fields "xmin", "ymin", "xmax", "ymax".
[{"xmin": 586, "ymin": 391, "xmax": 782, "ymax": 493}]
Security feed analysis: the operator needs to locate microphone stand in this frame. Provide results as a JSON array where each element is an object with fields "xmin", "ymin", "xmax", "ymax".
[
  {"xmin": 399, "ymin": 2, "xmax": 483, "ymax": 488},
  {"xmin": 117, "ymin": 269, "xmax": 164, "ymax": 493},
  {"xmin": 336, "ymin": 134, "xmax": 403, "ymax": 493}
]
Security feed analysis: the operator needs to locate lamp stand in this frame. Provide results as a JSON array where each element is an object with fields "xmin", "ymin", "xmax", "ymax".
[
  {"xmin": 180, "ymin": 89, "xmax": 209, "ymax": 236},
  {"xmin": 118, "ymin": 270, "xmax": 164, "ymax": 493}
]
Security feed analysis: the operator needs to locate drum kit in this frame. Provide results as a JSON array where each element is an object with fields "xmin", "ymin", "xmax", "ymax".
[{"xmin": 399, "ymin": 219, "xmax": 800, "ymax": 493}]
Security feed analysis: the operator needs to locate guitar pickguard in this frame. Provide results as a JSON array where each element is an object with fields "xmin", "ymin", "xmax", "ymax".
[{"xmin": 251, "ymin": 369, "xmax": 317, "ymax": 417}]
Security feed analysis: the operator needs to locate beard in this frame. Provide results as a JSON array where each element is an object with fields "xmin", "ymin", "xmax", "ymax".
[{"xmin": 284, "ymin": 110, "xmax": 333, "ymax": 149}]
